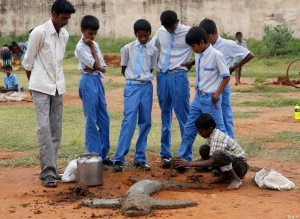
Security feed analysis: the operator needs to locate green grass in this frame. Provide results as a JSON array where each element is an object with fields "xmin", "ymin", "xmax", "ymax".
[
  {"xmin": 260, "ymin": 147, "xmax": 300, "ymax": 162},
  {"xmin": 236, "ymin": 98, "xmax": 300, "ymax": 107},
  {"xmin": 234, "ymin": 111, "xmax": 258, "ymax": 119},
  {"xmin": 238, "ymin": 137, "xmax": 264, "ymax": 158},
  {"xmin": 264, "ymin": 131, "xmax": 300, "ymax": 144},
  {"xmin": 238, "ymin": 137, "xmax": 300, "ymax": 162},
  {"xmin": 0, "ymin": 154, "xmax": 37, "ymax": 167},
  {"xmin": 233, "ymin": 84, "xmax": 297, "ymax": 93}
]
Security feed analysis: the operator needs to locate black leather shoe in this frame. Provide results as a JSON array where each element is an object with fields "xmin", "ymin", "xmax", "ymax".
[
  {"xmin": 103, "ymin": 159, "xmax": 113, "ymax": 166},
  {"xmin": 161, "ymin": 157, "xmax": 172, "ymax": 169},
  {"xmin": 134, "ymin": 162, "xmax": 151, "ymax": 171},
  {"xmin": 113, "ymin": 161, "xmax": 123, "ymax": 172}
]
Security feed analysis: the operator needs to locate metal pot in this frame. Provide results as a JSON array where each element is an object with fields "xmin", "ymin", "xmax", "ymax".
[{"xmin": 77, "ymin": 153, "xmax": 103, "ymax": 186}]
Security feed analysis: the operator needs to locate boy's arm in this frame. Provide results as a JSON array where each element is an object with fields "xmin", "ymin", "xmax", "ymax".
[
  {"xmin": 150, "ymin": 48, "xmax": 158, "ymax": 73},
  {"xmin": 6, "ymin": 85, "xmax": 18, "ymax": 92},
  {"xmin": 81, "ymin": 38, "xmax": 106, "ymax": 73},
  {"xmin": 150, "ymin": 32, "xmax": 160, "ymax": 50},
  {"xmin": 120, "ymin": 46, "xmax": 129, "ymax": 77},
  {"xmin": 229, "ymin": 52, "xmax": 254, "ymax": 74},
  {"xmin": 212, "ymin": 77, "xmax": 230, "ymax": 108},
  {"xmin": 213, "ymin": 54, "xmax": 231, "ymax": 108},
  {"xmin": 172, "ymin": 157, "xmax": 215, "ymax": 168},
  {"xmin": 22, "ymin": 29, "xmax": 44, "ymax": 81},
  {"xmin": 121, "ymin": 66, "xmax": 127, "ymax": 76}
]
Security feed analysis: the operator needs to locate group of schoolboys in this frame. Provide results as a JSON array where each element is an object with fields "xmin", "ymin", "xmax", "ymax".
[
  {"xmin": 23, "ymin": 0, "xmax": 254, "ymax": 189},
  {"xmin": 73, "ymin": 10, "xmax": 254, "ymax": 190}
]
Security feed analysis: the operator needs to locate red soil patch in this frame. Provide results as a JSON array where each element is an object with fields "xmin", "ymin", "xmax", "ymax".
[
  {"xmin": 104, "ymin": 55, "xmax": 121, "ymax": 68},
  {"xmin": 0, "ymin": 155, "xmax": 299, "ymax": 218}
]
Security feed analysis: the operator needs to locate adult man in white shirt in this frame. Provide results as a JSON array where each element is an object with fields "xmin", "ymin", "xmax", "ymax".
[{"xmin": 22, "ymin": 0, "xmax": 75, "ymax": 188}]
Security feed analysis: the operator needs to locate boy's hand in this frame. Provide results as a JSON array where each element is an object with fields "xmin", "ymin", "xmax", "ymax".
[
  {"xmin": 211, "ymin": 94, "xmax": 220, "ymax": 109},
  {"xmin": 229, "ymin": 66, "xmax": 236, "ymax": 75},
  {"xmin": 83, "ymin": 37, "xmax": 94, "ymax": 48},
  {"xmin": 181, "ymin": 59, "xmax": 195, "ymax": 71},
  {"xmin": 84, "ymin": 66, "xmax": 94, "ymax": 73},
  {"xmin": 171, "ymin": 157, "xmax": 189, "ymax": 168}
]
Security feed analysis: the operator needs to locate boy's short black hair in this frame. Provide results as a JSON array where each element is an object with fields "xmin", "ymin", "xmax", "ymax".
[
  {"xmin": 51, "ymin": 0, "xmax": 76, "ymax": 15},
  {"xmin": 160, "ymin": 10, "xmax": 178, "ymax": 28},
  {"xmin": 134, "ymin": 19, "xmax": 151, "ymax": 33},
  {"xmin": 11, "ymin": 41, "xmax": 17, "ymax": 45},
  {"xmin": 3, "ymin": 64, "xmax": 12, "ymax": 70},
  {"xmin": 199, "ymin": 18, "xmax": 217, "ymax": 35},
  {"xmin": 81, "ymin": 15, "xmax": 100, "ymax": 31},
  {"xmin": 185, "ymin": 26, "xmax": 208, "ymax": 45},
  {"xmin": 195, "ymin": 114, "xmax": 216, "ymax": 130},
  {"xmin": 236, "ymin": 31, "xmax": 243, "ymax": 37}
]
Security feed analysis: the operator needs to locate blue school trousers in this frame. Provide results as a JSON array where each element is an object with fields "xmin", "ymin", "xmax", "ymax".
[
  {"xmin": 222, "ymin": 84, "xmax": 235, "ymax": 138},
  {"xmin": 79, "ymin": 74, "xmax": 110, "ymax": 160},
  {"xmin": 157, "ymin": 70, "xmax": 190, "ymax": 159},
  {"xmin": 177, "ymin": 91, "xmax": 227, "ymax": 161},
  {"xmin": 113, "ymin": 81, "xmax": 153, "ymax": 164}
]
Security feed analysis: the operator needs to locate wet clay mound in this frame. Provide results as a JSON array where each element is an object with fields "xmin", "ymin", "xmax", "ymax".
[
  {"xmin": 104, "ymin": 55, "xmax": 121, "ymax": 68},
  {"xmin": 84, "ymin": 179, "xmax": 211, "ymax": 217}
]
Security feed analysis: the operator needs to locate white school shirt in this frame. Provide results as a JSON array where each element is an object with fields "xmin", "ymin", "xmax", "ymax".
[
  {"xmin": 236, "ymin": 40, "xmax": 248, "ymax": 49},
  {"xmin": 121, "ymin": 40, "xmax": 158, "ymax": 81},
  {"xmin": 22, "ymin": 19, "xmax": 69, "ymax": 96},
  {"xmin": 74, "ymin": 37, "xmax": 107, "ymax": 76},
  {"xmin": 150, "ymin": 23, "xmax": 192, "ymax": 71},
  {"xmin": 195, "ymin": 45, "xmax": 230, "ymax": 93},
  {"xmin": 212, "ymin": 36, "xmax": 250, "ymax": 67}
]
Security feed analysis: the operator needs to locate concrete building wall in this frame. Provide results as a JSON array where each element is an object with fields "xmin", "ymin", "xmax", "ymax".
[{"xmin": 0, "ymin": 0, "xmax": 299, "ymax": 38}]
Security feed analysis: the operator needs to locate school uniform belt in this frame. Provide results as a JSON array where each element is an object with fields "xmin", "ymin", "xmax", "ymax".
[
  {"xmin": 197, "ymin": 90, "xmax": 213, "ymax": 96},
  {"xmin": 125, "ymin": 80, "xmax": 150, "ymax": 85},
  {"xmin": 82, "ymin": 71, "xmax": 104, "ymax": 77},
  {"xmin": 160, "ymin": 68, "xmax": 185, "ymax": 74}
]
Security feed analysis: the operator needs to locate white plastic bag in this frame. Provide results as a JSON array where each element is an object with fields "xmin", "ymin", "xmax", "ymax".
[
  {"xmin": 61, "ymin": 159, "xmax": 78, "ymax": 182},
  {"xmin": 254, "ymin": 169, "xmax": 295, "ymax": 191}
]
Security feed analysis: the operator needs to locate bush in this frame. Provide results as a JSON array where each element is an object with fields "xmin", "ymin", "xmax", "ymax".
[
  {"xmin": 262, "ymin": 25, "xmax": 294, "ymax": 56},
  {"xmin": 220, "ymin": 32, "xmax": 235, "ymax": 40}
]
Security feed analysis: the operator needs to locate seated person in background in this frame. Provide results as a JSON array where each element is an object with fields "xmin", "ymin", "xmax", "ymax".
[
  {"xmin": 172, "ymin": 114, "xmax": 248, "ymax": 190},
  {"xmin": 1, "ymin": 64, "xmax": 23, "ymax": 93}
]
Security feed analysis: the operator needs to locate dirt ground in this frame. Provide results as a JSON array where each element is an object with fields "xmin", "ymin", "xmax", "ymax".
[
  {"xmin": 0, "ymin": 78, "xmax": 299, "ymax": 218},
  {"xmin": 0, "ymin": 158, "xmax": 299, "ymax": 219}
]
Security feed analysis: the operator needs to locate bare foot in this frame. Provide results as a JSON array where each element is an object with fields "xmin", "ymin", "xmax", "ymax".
[
  {"xmin": 208, "ymin": 175, "xmax": 230, "ymax": 184},
  {"xmin": 226, "ymin": 180, "xmax": 242, "ymax": 190}
]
